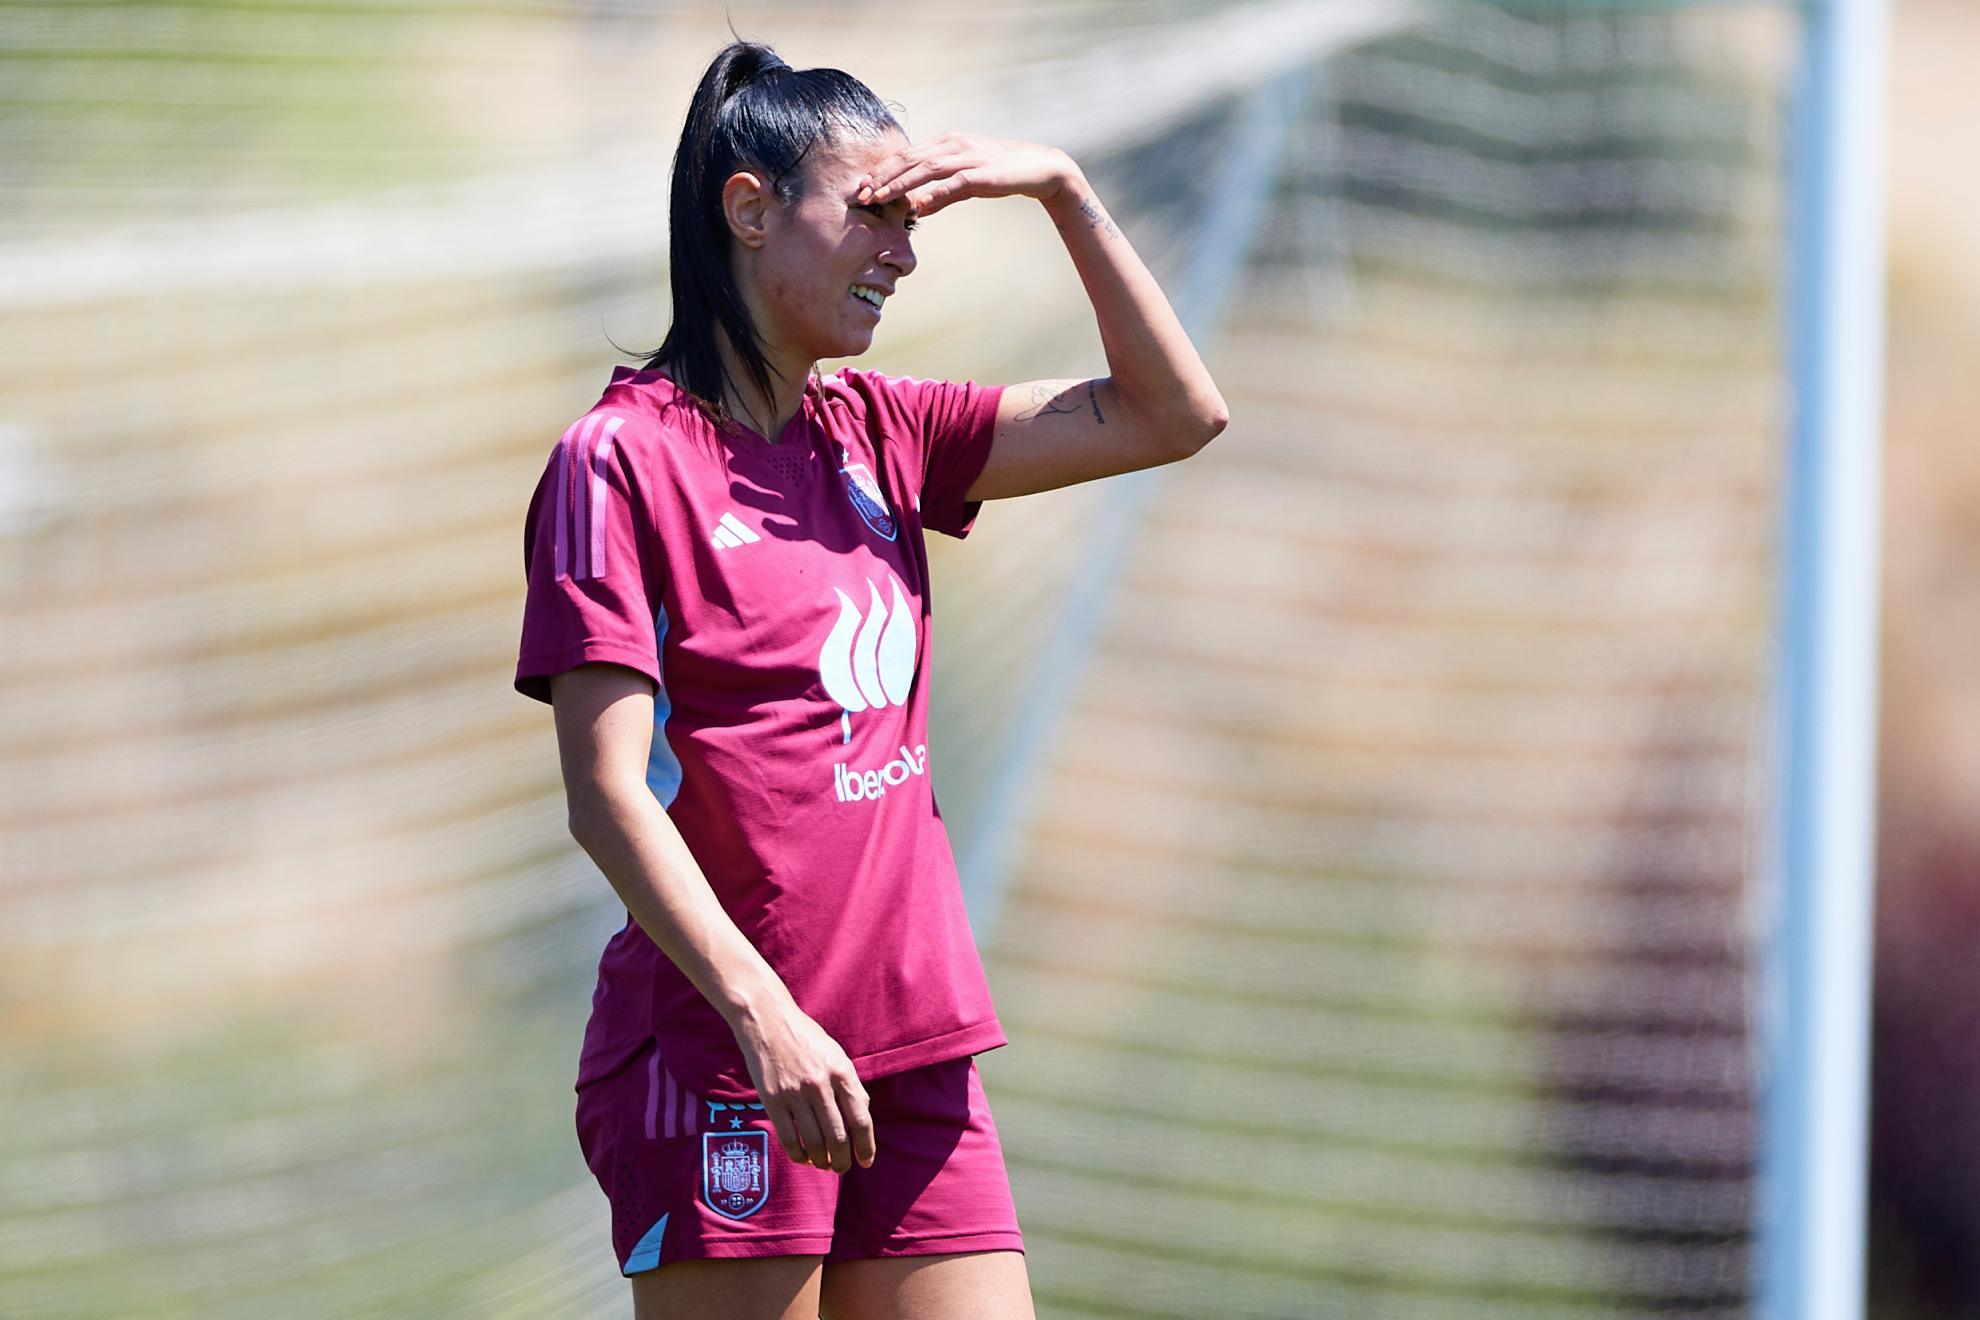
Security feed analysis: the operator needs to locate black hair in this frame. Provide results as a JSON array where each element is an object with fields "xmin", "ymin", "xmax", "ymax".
[{"xmin": 632, "ymin": 37, "xmax": 901, "ymax": 431}]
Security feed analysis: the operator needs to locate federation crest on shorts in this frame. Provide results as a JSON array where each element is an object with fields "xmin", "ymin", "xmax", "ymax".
[
  {"xmin": 838, "ymin": 462, "xmax": 897, "ymax": 541},
  {"xmin": 702, "ymin": 1130, "xmax": 770, "ymax": 1219}
]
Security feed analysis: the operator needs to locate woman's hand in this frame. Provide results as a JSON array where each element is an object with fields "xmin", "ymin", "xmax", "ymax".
[
  {"xmin": 856, "ymin": 132, "xmax": 1077, "ymax": 220},
  {"xmin": 728, "ymin": 993, "xmax": 876, "ymax": 1173}
]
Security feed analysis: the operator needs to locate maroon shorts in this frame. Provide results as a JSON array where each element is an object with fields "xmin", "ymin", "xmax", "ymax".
[{"xmin": 576, "ymin": 1038, "xmax": 1024, "ymax": 1275}]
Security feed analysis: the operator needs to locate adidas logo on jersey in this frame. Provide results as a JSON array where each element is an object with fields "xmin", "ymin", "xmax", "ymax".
[{"xmin": 710, "ymin": 511, "xmax": 760, "ymax": 549}]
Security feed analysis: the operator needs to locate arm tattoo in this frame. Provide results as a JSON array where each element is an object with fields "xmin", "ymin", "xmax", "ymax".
[
  {"xmin": 1013, "ymin": 382, "xmax": 1082, "ymax": 421},
  {"xmin": 1087, "ymin": 379, "xmax": 1105, "ymax": 423},
  {"xmin": 1077, "ymin": 195, "xmax": 1120, "ymax": 240}
]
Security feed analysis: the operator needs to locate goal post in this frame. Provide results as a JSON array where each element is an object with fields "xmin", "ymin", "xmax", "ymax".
[{"xmin": 1758, "ymin": 0, "xmax": 1889, "ymax": 1314}]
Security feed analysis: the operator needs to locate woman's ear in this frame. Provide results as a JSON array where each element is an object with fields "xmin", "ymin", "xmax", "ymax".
[{"xmin": 721, "ymin": 170, "xmax": 771, "ymax": 249}]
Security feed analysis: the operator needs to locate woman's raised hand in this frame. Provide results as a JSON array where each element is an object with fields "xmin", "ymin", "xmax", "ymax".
[
  {"xmin": 856, "ymin": 132, "xmax": 1076, "ymax": 220},
  {"xmin": 728, "ymin": 993, "xmax": 877, "ymax": 1173}
]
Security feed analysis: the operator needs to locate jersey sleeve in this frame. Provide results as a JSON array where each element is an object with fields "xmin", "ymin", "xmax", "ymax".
[
  {"xmin": 861, "ymin": 370, "xmax": 1006, "ymax": 540},
  {"xmin": 514, "ymin": 411, "xmax": 665, "ymax": 706}
]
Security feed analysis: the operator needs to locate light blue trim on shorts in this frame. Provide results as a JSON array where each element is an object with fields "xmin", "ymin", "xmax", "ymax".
[{"xmin": 625, "ymin": 1211, "xmax": 669, "ymax": 1275}]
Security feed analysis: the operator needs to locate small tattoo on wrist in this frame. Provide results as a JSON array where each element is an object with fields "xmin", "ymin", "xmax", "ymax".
[{"xmin": 1077, "ymin": 195, "xmax": 1119, "ymax": 240}]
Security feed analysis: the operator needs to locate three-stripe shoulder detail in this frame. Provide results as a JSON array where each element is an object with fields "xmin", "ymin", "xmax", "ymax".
[{"xmin": 552, "ymin": 412, "xmax": 630, "ymax": 584}]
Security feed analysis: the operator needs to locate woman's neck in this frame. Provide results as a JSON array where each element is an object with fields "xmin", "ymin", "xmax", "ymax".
[{"xmin": 715, "ymin": 332, "xmax": 814, "ymax": 442}]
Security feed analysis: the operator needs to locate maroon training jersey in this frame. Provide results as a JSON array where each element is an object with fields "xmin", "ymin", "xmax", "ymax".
[{"xmin": 515, "ymin": 364, "xmax": 1010, "ymax": 1096}]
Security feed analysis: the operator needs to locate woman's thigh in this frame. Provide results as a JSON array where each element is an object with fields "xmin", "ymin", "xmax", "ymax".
[
  {"xmin": 632, "ymin": 1253, "xmax": 826, "ymax": 1320},
  {"xmin": 819, "ymin": 1249, "xmax": 1034, "ymax": 1320}
]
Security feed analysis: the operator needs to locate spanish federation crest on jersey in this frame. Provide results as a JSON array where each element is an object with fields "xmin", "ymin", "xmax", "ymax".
[
  {"xmin": 838, "ymin": 462, "xmax": 897, "ymax": 541},
  {"xmin": 702, "ymin": 1130, "xmax": 770, "ymax": 1219}
]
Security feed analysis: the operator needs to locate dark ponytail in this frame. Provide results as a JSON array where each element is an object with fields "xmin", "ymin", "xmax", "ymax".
[{"xmin": 636, "ymin": 37, "xmax": 900, "ymax": 430}]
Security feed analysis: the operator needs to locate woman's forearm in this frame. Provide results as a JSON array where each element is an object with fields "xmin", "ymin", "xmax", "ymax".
[
  {"xmin": 569, "ymin": 783, "xmax": 792, "ymax": 1030},
  {"xmin": 1040, "ymin": 160, "xmax": 1228, "ymax": 442}
]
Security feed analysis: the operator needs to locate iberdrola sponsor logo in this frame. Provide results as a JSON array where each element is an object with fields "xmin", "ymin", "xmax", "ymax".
[
  {"xmin": 818, "ymin": 572, "xmax": 916, "ymax": 743},
  {"xmin": 834, "ymin": 743, "xmax": 929, "ymax": 802},
  {"xmin": 818, "ymin": 570, "xmax": 925, "ymax": 803}
]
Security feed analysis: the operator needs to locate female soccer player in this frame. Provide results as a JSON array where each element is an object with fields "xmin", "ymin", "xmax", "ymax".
[{"xmin": 513, "ymin": 37, "xmax": 1226, "ymax": 1320}]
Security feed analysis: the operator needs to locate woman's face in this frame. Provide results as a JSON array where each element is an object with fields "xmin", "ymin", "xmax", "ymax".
[{"xmin": 737, "ymin": 126, "xmax": 919, "ymax": 366}]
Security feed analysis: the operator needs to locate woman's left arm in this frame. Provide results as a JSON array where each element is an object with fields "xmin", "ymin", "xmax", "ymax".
[{"xmin": 858, "ymin": 134, "xmax": 1229, "ymax": 502}]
